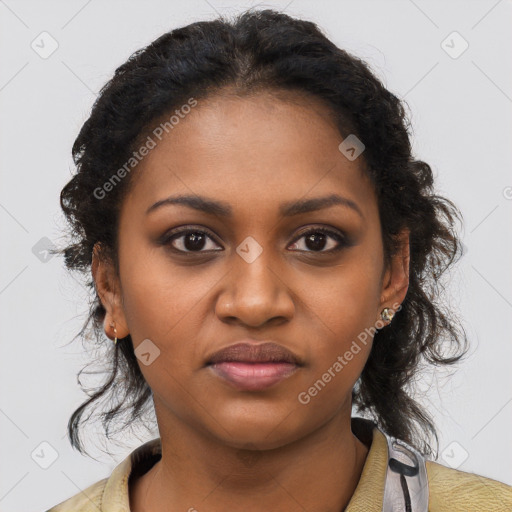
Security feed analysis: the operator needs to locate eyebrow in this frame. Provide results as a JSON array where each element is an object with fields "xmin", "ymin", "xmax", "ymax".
[{"xmin": 146, "ymin": 193, "xmax": 364, "ymax": 219}]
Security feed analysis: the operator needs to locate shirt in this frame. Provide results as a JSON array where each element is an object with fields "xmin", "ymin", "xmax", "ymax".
[{"xmin": 45, "ymin": 418, "xmax": 512, "ymax": 511}]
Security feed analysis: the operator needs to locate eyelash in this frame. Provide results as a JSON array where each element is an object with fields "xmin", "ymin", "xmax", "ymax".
[{"xmin": 160, "ymin": 226, "xmax": 349, "ymax": 255}]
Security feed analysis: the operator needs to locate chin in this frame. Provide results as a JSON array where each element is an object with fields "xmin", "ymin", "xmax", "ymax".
[{"xmin": 202, "ymin": 401, "xmax": 314, "ymax": 450}]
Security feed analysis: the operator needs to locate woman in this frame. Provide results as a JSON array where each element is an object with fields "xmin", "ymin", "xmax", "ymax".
[{"xmin": 46, "ymin": 8, "xmax": 511, "ymax": 512}]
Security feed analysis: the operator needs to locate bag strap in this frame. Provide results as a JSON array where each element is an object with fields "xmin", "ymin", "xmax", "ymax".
[{"xmin": 382, "ymin": 433, "xmax": 429, "ymax": 512}]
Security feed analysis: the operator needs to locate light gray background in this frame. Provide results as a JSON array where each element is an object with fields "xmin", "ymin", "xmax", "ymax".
[{"xmin": 1, "ymin": 1, "xmax": 511, "ymax": 511}]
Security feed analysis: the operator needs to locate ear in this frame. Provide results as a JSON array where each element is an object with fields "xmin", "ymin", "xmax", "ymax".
[
  {"xmin": 91, "ymin": 242, "xmax": 130, "ymax": 341},
  {"xmin": 378, "ymin": 228, "xmax": 410, "ymax": 321}
]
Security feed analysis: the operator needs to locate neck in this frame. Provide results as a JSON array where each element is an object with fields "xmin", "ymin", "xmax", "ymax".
[{"xmin": 131, "ymin": 403, "xmax": 369, "ymax": 512}]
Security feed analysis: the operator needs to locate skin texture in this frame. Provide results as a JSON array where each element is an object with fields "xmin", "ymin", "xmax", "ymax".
[{"xmin": 92, "ymin": 90, "xmax": 410, "ymax": 512}]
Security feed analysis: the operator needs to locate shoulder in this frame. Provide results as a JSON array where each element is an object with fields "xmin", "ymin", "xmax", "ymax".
[
  {"xmin": 426, "ymin": 460, "xmax": 512, "ymax": 511},
  {"xmin": 44, "ymin": 438, "xmax": 161, "ymax": 512},
  {"xmin": 44, "ymin": 477, "xmax": 108, "ymax": 512}
]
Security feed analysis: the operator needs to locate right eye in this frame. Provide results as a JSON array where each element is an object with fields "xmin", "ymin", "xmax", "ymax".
[{"xmin": 161, "ymin": 227, "xmax": 223, "ymax": 253}]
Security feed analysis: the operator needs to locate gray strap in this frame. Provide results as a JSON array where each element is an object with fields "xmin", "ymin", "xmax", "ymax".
[{"xmin": 382, "ymin": 434, "xmax": 429, "ymax": 512}]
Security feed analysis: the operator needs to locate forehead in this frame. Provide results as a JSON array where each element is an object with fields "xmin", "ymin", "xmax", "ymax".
[{"xmin": 122, "ymin": 91, "xmax": 377, "ymax": 222}]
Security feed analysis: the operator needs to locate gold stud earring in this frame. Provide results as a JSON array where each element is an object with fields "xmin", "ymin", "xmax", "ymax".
[{"xmin": 381, "ymin": 308, "xmax": 395, "ymax": 323}]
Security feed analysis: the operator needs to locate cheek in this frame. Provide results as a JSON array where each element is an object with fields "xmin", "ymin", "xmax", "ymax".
[
  {"xmin": 307, "ymin": 250, "xmax": 383, "ymax": 334},
  {"xmin": 300, "ymin": 250, "xmax": 383, "ymax": 384},
  {"xmin": 117, "ymin": 254, "xmax": 212, "ymax": 405},
  {"xmin": 119, "ymin": 245, "xmax": 213, "ymax": 340},
  {"xmin": 117, "ymin": 248, "xmax": 225, "ymax": 393}
]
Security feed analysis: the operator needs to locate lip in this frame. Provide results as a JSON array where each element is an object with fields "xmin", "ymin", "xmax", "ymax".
[
  {"xmin": 206, "ymin": 341, "xmax": 301, "ymax": 365},
  {"xmin": 210, "ymin": 362, "xmax": 298, "ymax": 391},
  {"xmin": 206, "ymin": 341, "xmax": 302, "ymax": 391}
]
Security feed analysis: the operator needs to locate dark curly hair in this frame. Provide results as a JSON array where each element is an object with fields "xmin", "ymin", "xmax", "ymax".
[{"xmin": 55, "ymin": 8, "xmax": 468, "ymax": 458}]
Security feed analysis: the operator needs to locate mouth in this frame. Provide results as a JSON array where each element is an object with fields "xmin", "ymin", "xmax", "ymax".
[{"xmin": 206, "ymin": 341, "xmax": 302, "ymax": 391}]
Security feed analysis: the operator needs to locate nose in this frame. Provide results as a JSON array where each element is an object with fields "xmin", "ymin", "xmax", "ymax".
[{"xmin": 215, "ymin": 250, "xmax": 295, "ymax": 328}]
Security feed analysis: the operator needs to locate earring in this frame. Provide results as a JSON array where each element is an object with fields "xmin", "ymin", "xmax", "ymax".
[
  {"xmin": 381, "ymin": 308, "xmax": 395, "ymax": 323},
  {"xmin": 110, "ymin": 322, "xmax": 118, "ymax": 345}
]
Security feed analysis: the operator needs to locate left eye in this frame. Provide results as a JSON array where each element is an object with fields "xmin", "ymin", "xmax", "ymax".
[{"xmin": 288, "ymin": 228, "xmax": 347, "ymax": 253}]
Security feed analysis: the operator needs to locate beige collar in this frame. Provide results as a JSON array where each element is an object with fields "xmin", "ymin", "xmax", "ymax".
[{"xmin": 101, "ymin": 419, "xmax": 388, "ymax": 511}]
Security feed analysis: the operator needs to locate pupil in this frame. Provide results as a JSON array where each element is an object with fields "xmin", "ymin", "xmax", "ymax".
[
  {"xmin": 306, "ymin": 232, "xmax": 326, "ymax": 251},
  {"xmin": 185, "ymin": 232, "xmax": 206, "ymax": 251}
]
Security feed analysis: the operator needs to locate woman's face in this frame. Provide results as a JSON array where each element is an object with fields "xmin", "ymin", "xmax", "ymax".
[{"xmin": 94, "ymin": 90, "xmax": 409, "ymax": 450}]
